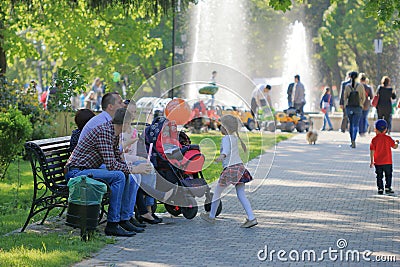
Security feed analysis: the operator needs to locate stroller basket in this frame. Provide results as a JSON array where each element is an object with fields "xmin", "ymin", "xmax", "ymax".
[{"xmin": 181, "ymin": 177, "xmax": 208, "ymax": 197}]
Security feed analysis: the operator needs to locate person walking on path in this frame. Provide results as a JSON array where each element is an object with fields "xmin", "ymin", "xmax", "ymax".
[
  {"xmin": 200, "ymin": 114, "xmax": 257, "ymax": 228},
  {"xmin": 339, "ymin": 71, "xmax": 351, "ymax": 133},
  {"xmin": 369, "ymin": 119, "xmax": 399, "ymax": 195},
  {"xmin": 376, "ymin": 76, "xmax": 396, "ymax": 134},
  {"xmin": 250, "ymin": 84, "xmax": 272, "ymax": 118},
  {"xmin": 319, "ymin": 87, "xmax": 334, "ymax": 131},
  {"xmin": 358, "ymin": 73, "xmax": 373, "ymax": 136},
  {"xmin": 343, "ymin": 71, "xmax": 366, "ymax": 148},
  {"xmin": 292, "ymin": 75, "xmax": 306, "ymax": 114}
]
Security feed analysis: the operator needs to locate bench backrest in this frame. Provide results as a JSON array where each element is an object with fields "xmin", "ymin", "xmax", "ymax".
[{"xmin": 25, "ymin": 136, "xmax": 71, "ymax": 190}]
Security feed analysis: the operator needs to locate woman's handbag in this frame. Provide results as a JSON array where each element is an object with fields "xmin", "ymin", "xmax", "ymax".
[{"xmin": 371, "ymin": 95, "xmax": 379, "ymax": 107}]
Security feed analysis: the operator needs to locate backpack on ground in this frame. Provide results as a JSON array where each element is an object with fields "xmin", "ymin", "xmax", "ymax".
[{"xmin": 347, "ymin": 84, "xmax": 360, "ymax": 107}]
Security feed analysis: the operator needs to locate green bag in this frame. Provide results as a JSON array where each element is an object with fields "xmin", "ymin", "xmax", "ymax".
[
  {"xmin": 199, "ymin": 85, "xmax": 219, "ymax": 95},
  {"xmin": 67, "ymin": 175, "xmax": 107, "ymax": 205}
]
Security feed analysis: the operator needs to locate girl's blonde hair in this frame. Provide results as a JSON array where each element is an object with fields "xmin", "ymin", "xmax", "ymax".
[{"xmin": 220, "ymin": 114, "xmax": 247, "ymax": 152}]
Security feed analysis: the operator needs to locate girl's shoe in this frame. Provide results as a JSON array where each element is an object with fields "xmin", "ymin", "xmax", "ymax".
[
  {"xmin": 240, "ymin": 218, "xmax": 258, "ymax": 228},
  {"xmin": 200, "ymin": 212, "xmax": 215, "ymax": 224},
  {"xmin": 378, "ymin": 189, "xmax": 384, "ymax": 195}
]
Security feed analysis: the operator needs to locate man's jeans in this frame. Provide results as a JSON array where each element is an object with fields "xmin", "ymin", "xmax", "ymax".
[
  {"xmin": 346, "ymin": 106, "xmax": 362, "ymax": 141},
  {"xmin": 66, "ymin": 168, "xmax": 127, "ymax": 223},
  {"xmin": 359, "ymin": 109, "xmax": 370, "ymax": 134}
]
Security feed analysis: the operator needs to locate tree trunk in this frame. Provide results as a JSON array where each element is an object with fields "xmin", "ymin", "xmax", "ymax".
[
  {"xmin": 0, "ymin": 18, "xmax": 6, "ymax": 77},
  {"xmin": 0, "ymin": 46, "xmax": 6, "ymax": 77}
]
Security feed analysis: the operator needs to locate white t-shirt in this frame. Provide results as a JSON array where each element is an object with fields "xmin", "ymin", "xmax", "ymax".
[
  {"xmin": 251, "ymin": 85, "xmax": 269, "ymax": 107},
  {"xmin": 221, "ymin": 135, "xmax": 243, "ymax": 168}
]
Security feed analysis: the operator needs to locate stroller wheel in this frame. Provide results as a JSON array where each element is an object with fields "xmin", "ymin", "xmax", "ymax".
[
  {"xmin": 181, "ymin": 197, "xmax": 198, "ymax": 219},
  {"xmin": 164, "ymin": 203, "xmax": 181, "ymax": 217},
  {"xmin": 204, "ymin": 193, "xmax": 222, "ymax": 217}
]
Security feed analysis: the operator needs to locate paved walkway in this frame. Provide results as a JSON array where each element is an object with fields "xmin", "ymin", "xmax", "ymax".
[{"xmin": 75, "ymin": 131, "xmax": 399, "ymax": 267}]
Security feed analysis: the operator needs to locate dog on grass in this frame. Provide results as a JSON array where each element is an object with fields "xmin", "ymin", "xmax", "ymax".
[{"xmin": 306, "ymin": 130, "xmax": 318, "ymax": 145}]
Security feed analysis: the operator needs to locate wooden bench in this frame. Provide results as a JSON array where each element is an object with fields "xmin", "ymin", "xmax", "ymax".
[{"xmin": 22, "ymin": 136, "xmax": 108, "ymax": 232}]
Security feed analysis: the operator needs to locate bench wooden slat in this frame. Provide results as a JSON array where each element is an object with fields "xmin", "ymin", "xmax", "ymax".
[{"xmin": 46, "ymin": 155, "xmax": 70, "ymax": 164}]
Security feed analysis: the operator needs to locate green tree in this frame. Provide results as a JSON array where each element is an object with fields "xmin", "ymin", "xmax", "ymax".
[
  {"xmin": 0, "ymin": 0, "xmax": 197, "ymax": 77},
  {"xmin": 314, "ymin": 0, "xmax": 400, "ymax": 91}
]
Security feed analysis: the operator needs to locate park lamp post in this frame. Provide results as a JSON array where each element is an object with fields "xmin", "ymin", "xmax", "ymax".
[
  {"xmin": 169, "ymin": 0, "xmax": 181, "ymax": 99},
  {"xmin": 374, "ymin": 38, "xmax": 383, "ymax": 87}
]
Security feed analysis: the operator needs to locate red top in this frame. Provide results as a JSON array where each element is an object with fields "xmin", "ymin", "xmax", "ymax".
[{"xmin": 370, "ymin": 133, "xmax": 396, "ymax": 165}]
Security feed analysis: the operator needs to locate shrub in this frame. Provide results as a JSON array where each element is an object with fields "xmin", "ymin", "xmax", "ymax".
[
  {"xmin": 0, "ymin": 107, "xmax": 33, "ymax": 179},
  {"xmin": 0, "ymin": 78, "xmax": 55, "ymax": 140}
]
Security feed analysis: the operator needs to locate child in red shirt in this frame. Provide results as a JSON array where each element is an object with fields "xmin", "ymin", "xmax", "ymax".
[{"xmin": 370, "ymin": 119, "xmax": 399, "ymax": 194}]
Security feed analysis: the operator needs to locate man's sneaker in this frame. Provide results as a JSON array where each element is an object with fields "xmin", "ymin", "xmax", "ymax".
[
  {"xmin": 200, "ymin": 212, "xmax": 215, "ymax": 224},
  {"xmin": 385, "ymin": 187, "xmax": 394, "ymax": 194},
  {"xmin": 378, "ymin": 189, "xmax": 384, "ymax": 195},
  {"xmin": 240, "ymin": 218, "xmax": 258, "ymax": 228}
]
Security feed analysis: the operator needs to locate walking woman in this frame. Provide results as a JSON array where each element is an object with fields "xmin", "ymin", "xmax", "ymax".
[
  {"xmin": 344, "ymin": 71, "xmax": 366, "ymax": 148},
  {"xmin": 320, "ymin": 87, "xmax": 334, "ymax": 131},
  {"xmin": 376, "ymin": 76, "xmax": 396, "ymax": 133},
  {"xmin": 359, "ymin": 73, "xmax": 373, "ymax": 136}
]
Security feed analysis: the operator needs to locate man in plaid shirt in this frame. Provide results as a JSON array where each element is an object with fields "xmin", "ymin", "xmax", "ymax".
[{"xmin": 66, "ymin": 108, "xmax": 153, "ymax": 237}]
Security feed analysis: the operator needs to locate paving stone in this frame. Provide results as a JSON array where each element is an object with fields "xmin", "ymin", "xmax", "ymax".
[{"xmin": 73, "ymin": 131, "xmax": 399, "ymax": 266}]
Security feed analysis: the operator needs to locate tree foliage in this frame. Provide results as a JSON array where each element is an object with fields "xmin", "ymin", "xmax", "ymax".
[
  {"xmin": 2, "ymin": 0, "xmax": 166, "ymax": 94},
  {"xmin": 314, "ymin": 0, "xmax": 400, "ymax": 91}
]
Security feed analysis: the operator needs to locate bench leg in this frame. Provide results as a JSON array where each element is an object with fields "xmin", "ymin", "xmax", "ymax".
[
  {"xmin": 58, "ymin": 206, "xmax": 67, "ymax": 218},
  {"xmin": 40, "ymin": 209, "xmax": 51, "ymax": 225},
  {"xmin": 21, "ymin": 197, "xmax": 38, "ymax": 232},
  {"xmin": 21, "ymin": 215, "xmax": 32, "ymax": 232}
]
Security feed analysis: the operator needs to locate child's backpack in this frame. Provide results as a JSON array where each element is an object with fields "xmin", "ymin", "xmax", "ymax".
[{"xmin": 347, "ymin": 84, "xmax": 360, "ymax": 107}]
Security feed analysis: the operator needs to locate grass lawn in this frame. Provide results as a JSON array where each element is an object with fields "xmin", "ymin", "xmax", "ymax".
[
  {"xmin": 0, "ymin": 159, "xmax": 113, "ymax": 267},
  {"xmin": 0, "ymin": 131, "xmax": 291, "ymax": 267},
  {"xmin": 189, "ymin": 131, "xmax": 291, "ymax": 183}
]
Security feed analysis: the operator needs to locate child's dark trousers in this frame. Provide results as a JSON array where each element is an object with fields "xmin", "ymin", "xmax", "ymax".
[{"xmin": 375, "ymin": 164, "xmax": 392, "ymax": 189}]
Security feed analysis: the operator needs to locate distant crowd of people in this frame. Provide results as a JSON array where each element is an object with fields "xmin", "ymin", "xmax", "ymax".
[{"xmin": 29, "ymin": 77, "xmax": 126, "ymax": 112}]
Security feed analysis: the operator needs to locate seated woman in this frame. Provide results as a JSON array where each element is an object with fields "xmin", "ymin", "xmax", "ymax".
[
  {"xmin": 121, "ymin": 101, "xmax": 170, "ymax": 224},
  {"xmin": 70, "ymin": 109, "xmax": 95, "ymax": 153}
]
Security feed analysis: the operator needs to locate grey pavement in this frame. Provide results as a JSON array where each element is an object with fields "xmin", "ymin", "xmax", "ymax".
[{"xmin": 74, "ymin": 131, "xmax": 400, "ymax": 267}]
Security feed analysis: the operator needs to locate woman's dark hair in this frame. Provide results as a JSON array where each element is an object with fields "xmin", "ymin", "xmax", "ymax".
[
  {"xmin": 294, "ymin": 74, "xmax": 300, "ymax": 81},
  {"xmin": 75, "ymin": 109, "xmax": 95, "ymax": 130},
  {"xmin": 325, "ymin": 87, "xmax": 330, "ymax": 93},
  {"xmin": 381, "ymin": 76, "xmax": 390, "ymax": 87},
  {"xmin": 350, "ymin": 71, "xmax": 358, "ymax": 88}
]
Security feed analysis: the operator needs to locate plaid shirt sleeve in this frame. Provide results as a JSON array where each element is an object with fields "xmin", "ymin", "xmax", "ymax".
[{"xmin": 97, "ymin": 127, "xmax": 130, "ymax": 174}]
